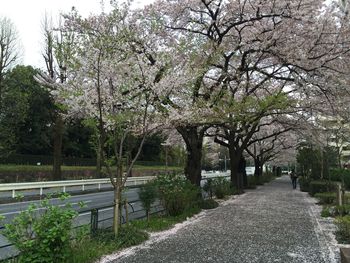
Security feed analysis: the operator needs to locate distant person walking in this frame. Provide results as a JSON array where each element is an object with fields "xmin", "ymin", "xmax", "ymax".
[{"xmin": 289, "ymin": 169, "xmax": 298, "ymax": 189}]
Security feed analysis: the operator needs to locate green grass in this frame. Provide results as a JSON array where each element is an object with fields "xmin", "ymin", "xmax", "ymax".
[
  {"xmin": 66, "ymin": 224, "xmax": 149, "ymax": 263},
  {"xmin": 68, "ymin": 207, "xmax": 200, "ymax": 263}
]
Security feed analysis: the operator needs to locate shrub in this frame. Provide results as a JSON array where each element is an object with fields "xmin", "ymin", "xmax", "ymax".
[
  {"xmin": 138, "ymin": 181, "xmax": 158, "ymax": 221},
  {"xmin": 335, "ymin": 215, "xmax": 350, "ymax": 243},
  {"xmin": 314, "ymin": 192, "xmax": 337, "ymax": 205},
  {"xmin": 246, "ymin": 176, "xmax": 257, "ymax": 189},
  {"xmin": 321, "ymin": 205, "xmax": 350, "ymax": 218},
  {"xmin": 299, "ymin": 177, "xmax": 311, "ymax": 192},
  {"xmin": 199, "ymin": 199, "xmax": 219, "ymax": 210},
  {"xmin": 309, "ymin": 180, "xmax": 335, "ymax": 196},
  {"xmin": 261, "ymin": 172, "xmax": 275, "ymax": 183},
  {"xmin": 153, "ymin": 174, "xmax": 200, "ymax": 216},
  {"xmin": 212, "ymin": 177, "xmax": 231, "ymax": 199},
  {"xmin": 321, "ymin": 206, "xmax": 332, "ymax": 217},
  {"xmin": 329, "ymin": 168, "xmax": 350, "ymax": 190},
  {"xmin": 5, "ymin": 193, "xmax": 78, "ymax": 263}
]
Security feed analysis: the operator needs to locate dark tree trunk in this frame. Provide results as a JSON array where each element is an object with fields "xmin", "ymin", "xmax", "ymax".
[
  {"xmin": 177, "ymin": 126, "xmax": 205, "ymax": 186},
  {"xmin": 53, "ymin": 115, "xmax": 63, "ymax": 180},
  {"xmin": 229, "ymin": 149, "xmax": 244, "ymax": 192},
  {"xmin": 239, "ymin": 157, "xmax": 247, "ymax": 188}
]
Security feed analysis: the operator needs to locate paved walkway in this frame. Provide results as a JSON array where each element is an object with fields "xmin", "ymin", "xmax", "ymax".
[{"xmin": 100, "ymin": 176, "xmax": 339, "ymax": 263}]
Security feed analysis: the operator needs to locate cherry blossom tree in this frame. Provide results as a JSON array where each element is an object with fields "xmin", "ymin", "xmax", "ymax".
[
  {"xmin": 148, "ymin": 0, "xmax": 350, "ymax": 191},
  {"xmin": 44, "ymin": 2, "xmax": 172, "ymax": 235}
]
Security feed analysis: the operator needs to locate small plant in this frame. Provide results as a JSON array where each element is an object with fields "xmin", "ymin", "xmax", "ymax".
[
  {"xmin": 138, "ymin": 181, "xmax": 158, "ymax": 222},
  {"xmin": 212, "ymin": 177, "xmax": 231, "ymax": 199},
  {"xmin": 199, "ymin": 199, "xmax": 219, "ymax": 209},
  {"xmin": 4, "ymin": 193, "xmax": 78, "ymax": 263},
  {"xmin": 336, "ymin": 215, "xmax": 350, "ymax": 243},
  {"xmin": 321, "ymin": 205, "xmax": 350, "ymax": 218}
]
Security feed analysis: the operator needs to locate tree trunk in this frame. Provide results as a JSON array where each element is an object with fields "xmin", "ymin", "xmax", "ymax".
[
  {"xmin": 240, "ymin": 157, "xmax": 247, "ymax": 188},
  {"xmin": 229, "ymin": 149, "xmax": 244, "ymax": 192},
  {"xmin": 254, "ymin": 157, "xmax": 261, "ymax": 184},
  {"xmin": 113, "ymin": 186, "xmax": 120, "ymax": 237},
  {"xmin": 177, "ymin": 126, "xmax": 204, "ymax": 186},
  {"xmin": 96, "ymin": 134, "xmax": 105, "ymax": 178},
  {"xmin": 53, "ymin": 115, "xmax": 63, "ymax": 180}
]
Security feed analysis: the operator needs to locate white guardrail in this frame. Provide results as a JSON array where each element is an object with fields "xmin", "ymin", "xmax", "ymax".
[{"xmin": 0, "ymin": 172, "xmax": 230, "ymax": 198}]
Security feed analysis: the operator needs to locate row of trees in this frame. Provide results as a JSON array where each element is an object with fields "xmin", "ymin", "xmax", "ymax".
[
  {"xmin": 32, "ymin": 0, "xmax": 350, "ymax": 234},
  {"xmin": 2, "ymin": 0, "xmax": 350, "ymax": 234}
]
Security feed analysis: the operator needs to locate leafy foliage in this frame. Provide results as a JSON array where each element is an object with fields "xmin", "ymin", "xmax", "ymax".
[
  {"xmin": 153, "ymin": 174, "xmax": 200, "ymax": 216},
  {"xmin": 314, "ymin": 192, "xmax": 337, "ymax": 205},
  {"xmin": 309, "ymin": 181, "xmax": 336, "ymax": 196},
  {"xmin": 211, "ymin": 177, "xmax": 231, "ymax": 199},
  {"xmin": 336, "ymin": 215, "xmax": 350, "ymax": 244},
  {"xmin": 138, "ymin": 181, "xmax": 158, "ymax": 221},
  {"xmin": 4, "ymin": 193, "xmax": 78, "ymax": 263}
]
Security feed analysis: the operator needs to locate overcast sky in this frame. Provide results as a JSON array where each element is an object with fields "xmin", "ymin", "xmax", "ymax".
[{"xmin": 0, "ymin": 0, "xmax": 154, "ymax": 69}]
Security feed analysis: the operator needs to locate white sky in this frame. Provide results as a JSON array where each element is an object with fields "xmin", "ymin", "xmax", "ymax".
[{"xmin": 0, "ymin": 0, "xmax": 154, "ymax": 69}]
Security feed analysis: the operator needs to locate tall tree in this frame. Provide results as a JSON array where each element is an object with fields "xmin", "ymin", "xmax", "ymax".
[
  {"xmin": 0, "ymin": 16, "xmax": 20, "ymax": 112},
  {"xmin": 40, "ymin": 14, "xmax": 73, "ymax": 180}
]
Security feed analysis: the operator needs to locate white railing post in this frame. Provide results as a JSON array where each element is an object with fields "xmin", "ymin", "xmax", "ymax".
[
  {"xmin": 98, "ymin": 183, "xmax": 101, "ymax": 190},
  {"xmin": 82, "ymin": 184, "xmax": 85, "ymax": 191},
  {"xmin": 12, "ymin": 189, "xmax": 15, "ymax": 198},
  {"xmin": 40, "ymin": 188, "xmax": 43, "ymax": 196},
  {"xmin": 63, "ymin": 186, "xmax": 66, "ymax": 193}
]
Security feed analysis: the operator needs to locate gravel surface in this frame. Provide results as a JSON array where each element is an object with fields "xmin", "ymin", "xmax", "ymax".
[{"xmin": 100, "ymin": 176, "xmax": 339, "ymax": 263}]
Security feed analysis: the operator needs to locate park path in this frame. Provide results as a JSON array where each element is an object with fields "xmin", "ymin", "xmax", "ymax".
[{"xmin": 100, "ymin": 176, "xmax": 339, "ymax": 263}]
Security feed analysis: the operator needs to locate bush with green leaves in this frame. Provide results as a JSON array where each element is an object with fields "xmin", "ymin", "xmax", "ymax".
[
  {"xmin": 335, "ymin": 215, "xmax": 350, "ymax": 243},
  {"xmin": 309, "ymin": 180, "xmax": 335, "ymax": 196},
  {"xmin": 314, "ymin": 192, "xmax": 337, "ymax": 205},
  {"xmin": 330, "ymin": 168, "xmax": 350, "ymax": 190},
  {"xmin": 246, "ymin": 176, "xmax": 257, "ymax": 189},
  {"xmin": 4, "ymin": 193, "xmax": 79, "ymax": 263},
  {"xmin": 138, "ymin": 181, "xmax": 158, "ymax": 221},
  {"xmin": 212, "ymin": 177, "xmax": 231, "ymax": 199},
  {"xmin": 321, "ymin": 204, "xmax": 350, "ymax": 218},
  {"xmin": 153, "ymin": 174, "xmax": 200, "ymax": 216},
  {"xmin": 299, "ymin": 177, "xmax": 311, "ymax": 192}
]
